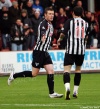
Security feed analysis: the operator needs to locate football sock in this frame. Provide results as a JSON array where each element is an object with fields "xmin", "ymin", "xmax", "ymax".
[
  {"xmin": 47, "ymin": 74, "xmax": 54, "ymax": 94},
  {"xmin": 73, "ymin": 86, "xmax": 79, "ymax": 95},
  {"xmin": 63, "ymin": 72, "xmax": 70, "ymax": 91},
  {"xmin": 73, "ymin": 73, "xmax": 81, "ymax": 94},
  {"xmin": 13, "ymin": 71, "xmax": 32, "ymax": 79},
  {"xmin": 74, "ymin": 73, "xmax": 81, "ymax": 85}
]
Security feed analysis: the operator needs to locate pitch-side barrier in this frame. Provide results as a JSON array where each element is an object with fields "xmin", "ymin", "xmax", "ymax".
[{"xmin": 0, "ymin": 49, "xmax": 100, "ymax": 75}]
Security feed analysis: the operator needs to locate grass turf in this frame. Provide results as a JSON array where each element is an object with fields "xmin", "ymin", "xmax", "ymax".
[{"xmin": 0, "ymin": 73, "xmax": 100, "ymax": 109}]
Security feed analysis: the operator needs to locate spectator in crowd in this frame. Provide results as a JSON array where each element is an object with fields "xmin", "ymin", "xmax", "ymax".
[
  {"xmin": 21, "ymin": 9, "xmax": 34, "ymax": 50},
  {"xmin": 18, "ymin": 0, "xmax": 34, "ymax": 10},
  {"xmin": 84, "ymin": 11, "xmax": 91, "ymax": 25},
  {"xmin": 51, "ymin": 23, "xmax": 65, "ymax": 50},
  {"xmin": 41, "ymin": 0, "xmax": 51, "ymax": 10},
  {"xmin": 98, "ymin": 32, "xmax": 100, "ymax": 48},
  {"xmin": 64, "ymin": 2, "xmax": 73, "ymax": 19},
  {"xmin": 76, "ymin": 0, "xmax": 82, "ymax": 7},
  {"xmin": 76, "ymin": 0, "xmax": 85, "ymax": 17},
  {"xmin": 98, "ymin": 12, "xmax": 100, "ymax": 30},
  {"xmin": 70, "ymin": 0, "xmax": 77, "ymax": 10},
  {"xmin": 0, "ymin": 0, "xmax": 99, "ymax": 50},
  {"xmin": 0, "ymin": 0, "xmax": 12, "ymax": 10},
  {"xmin": 17, "ymin": 0, "xmax": 28, "ymax": 10},
  {"xmin": 83, "ymin": 11, "xmax": 92, "ymax": 48},
  {"xmin": 25, "ymin": 0, "xmax": 34, "ymax": 18},
  {"xmin": 69, "ymin": 0, "xmax": 84, "ymax": 15},
  {"xmin": 89, "ymin": 13, "xmax": 99, "ymax": 48},
  {"xmin": 53, "ymin": 7, "xmax": 67, "ymax": 45},
  {"xmin": 10, "ymin": 18, "xmax": 24, "ymax": 51},
  {"xmin": 23, "ymin": 23, "xmax": 31, "ymax": 50},
  {"xmin": 0, "ymin": 12, "xmax": 11, "ymax": 50},
  {"xmin": 9, "ymin": 1, "xmax": 20, "ymax": 25},
  {"xmin": 49, "ymin": 0, "xmax": 58, "ymax": 28},
  {"xmin": 32, "ymin": 0, "xmax": 43, "ymax": 17},
  {"xmin": 0, "ymin": 6, "xmax": 9, "ymax": 21},
  {"xmin": 55, "ymin": 7, "xmax": 68, "ymax": 29},
  {"xmin": 57, "ymin": 23, "xmax": 66, "ymax": 49},
  {"xmin": 63, "ymin": 0, "xmax": 82, "ymax": 19},
  {"xmin": 97, "ymin": 12, "xmax": 100, "ymax": 48},
  {"xmin": 49, "ymin": 0, "xmax": 58, "ymax": 12},
  {"xmin": 31, "ymin": 9, "xmax": 43, "ymax": 42}
]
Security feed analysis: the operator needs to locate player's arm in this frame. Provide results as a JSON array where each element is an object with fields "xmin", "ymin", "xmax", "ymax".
[
  {"xmin": 57, "ymin": 33, "xmax": 65, "ymax": 45},
  {"xmin": 40, "ymin": 22, "xmax": 47, "ymax": 42},
  {"xmin": 57, "ymin": 19, "xmax": 70, "ymax": 44},
  {"xmin": 85, "ymin": 22, "xmax": 90, "ymax": 42}
]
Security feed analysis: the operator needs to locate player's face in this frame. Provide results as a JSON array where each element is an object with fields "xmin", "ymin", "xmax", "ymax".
[{"xmin": 45, "ymin": 11, "xmax": 54, "ymax": 22}]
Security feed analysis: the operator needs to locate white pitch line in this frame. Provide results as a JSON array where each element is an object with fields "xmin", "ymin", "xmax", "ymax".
[
  {"xmin": 0, "ymin": 103, "xmax": 100, "ymax": 108},
  {"xmin": 0, "ymin": 103, "xmax": 81, "ymax": 107}
]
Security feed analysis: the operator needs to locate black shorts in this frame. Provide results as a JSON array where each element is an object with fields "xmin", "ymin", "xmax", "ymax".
[
  {"xmin": 32, "ymin": 50, "xmax": 53, "ymax": 68},
  {"xmin": 64, "ymin": 53, "xmax": 85, "ymax": 66}
]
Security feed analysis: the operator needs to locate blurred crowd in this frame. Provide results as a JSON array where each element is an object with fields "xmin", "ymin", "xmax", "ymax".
[{"xmin": 0, "ymin": 0, "xmax": 100, "ymax": 51}]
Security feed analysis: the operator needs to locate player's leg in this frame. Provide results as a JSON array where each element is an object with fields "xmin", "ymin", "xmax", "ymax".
[
  {"xmin": 73, "ymin": 55, "xmax": 84, "ymax": 98},
  {"xmin": 44, "ymin": 64, "xmax": 63, "ymax": 98},
  {"xmin": 13, "ymin": 67, "xmax": 39, "ymax": 78},
  {"xmin": 8, "ymin": 50, "xmax": 41, "ymax": 85},
  {"xmin": 44, "ymin": 64, "xmax": 54, "ymax": 94},
  {"xmin": 8, "ymin": 67, "xmax": 40, "ymax": 85},
  {"xmin": 73, "ymin": 66, "xmax": 81, "ymax": 98},
  {"xmin": 63, "ymin": 65, "xmax": 72, "ymax": 100},
  {"xmin": 63, "ymin": 53, "xmax": 74, "ymax": 100}
]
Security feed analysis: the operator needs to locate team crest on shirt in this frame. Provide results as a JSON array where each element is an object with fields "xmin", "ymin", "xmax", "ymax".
[
  {"xmin": 42, "ymin": 26, "xmax": 45, "ymax": 29},
  {"xmin": 49, "ymin": 32, "xmax": 53, "ymax": 37}
]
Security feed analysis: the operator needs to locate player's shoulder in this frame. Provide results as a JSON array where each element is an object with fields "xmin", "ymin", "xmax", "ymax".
[
  {"xmin": 64, "ymin": 18, "xmax": 74, "ymax": 26},
  {"xmin": 80, "ymin": 18, "xmax": 88, "ymax": 24},
  {"xmin": 65, "ymin": 18, "xmax": 74, "ymax": 23},
  {"xmin": 67, "ymin": 18, "xmax": 74, "ymax": 22},
  {"xmin": 40, "ymin": 19, "xmax": 48, "ymax": 25},
  {"xmin": 40, "ymin": 19, "xmax": 48, "ymax": 27}
]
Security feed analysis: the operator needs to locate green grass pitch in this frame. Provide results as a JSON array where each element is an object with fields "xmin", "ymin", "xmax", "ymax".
[{"xmin": 0, "ymin": 73, "xmax": 100, "ymax": 109}]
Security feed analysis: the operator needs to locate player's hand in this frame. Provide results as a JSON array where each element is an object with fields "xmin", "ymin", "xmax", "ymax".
[{"xmin": 57, "ymin": 39, "xmax": 61, "ymax": 45}]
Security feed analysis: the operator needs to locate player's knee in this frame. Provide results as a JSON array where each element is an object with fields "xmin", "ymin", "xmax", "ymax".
[
  {"xmin": 32, "ymin": 72, "xmax": 38, "ymax": 77},
  {"xmin": 75, "ymin": 66, "xmax": 81, "ymax": 72},
  {"xmin": 47, "ymin": 69, "xmax": 54, "ymax": 74},
  {"xmin": 75, "ymin": 70, "xmax": 81, "ymax": 73}
]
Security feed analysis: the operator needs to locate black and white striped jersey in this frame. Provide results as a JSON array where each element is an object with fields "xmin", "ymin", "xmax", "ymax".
[
  {"xmin": 64, "ymin": 17, "xmax": 89, "ymax": 55},
  {"xmin": 34, "ymin": 19, "xmax": 53, "ymax": 51}
]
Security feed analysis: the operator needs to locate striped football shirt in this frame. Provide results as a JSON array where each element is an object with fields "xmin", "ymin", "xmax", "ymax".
[
  {"xmin": 64, "ymin": 17, "xmax": 89, "ymax": 55},
  {"xmin": 34, "ymin": 19, "xmax": 53, "ymax": 51}
]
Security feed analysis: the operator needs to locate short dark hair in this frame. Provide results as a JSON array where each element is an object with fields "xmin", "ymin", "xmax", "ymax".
[
  {"xmin": 44, "ymin": 7, "xmax": 54, "ymax": 14},
  {"xmin": 15, "ymin": 17, "xmax": 21, "ymax": 22},
  {"xmin": 73, "ymin": 6, "xmax": 83, "ymax": 16}
]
